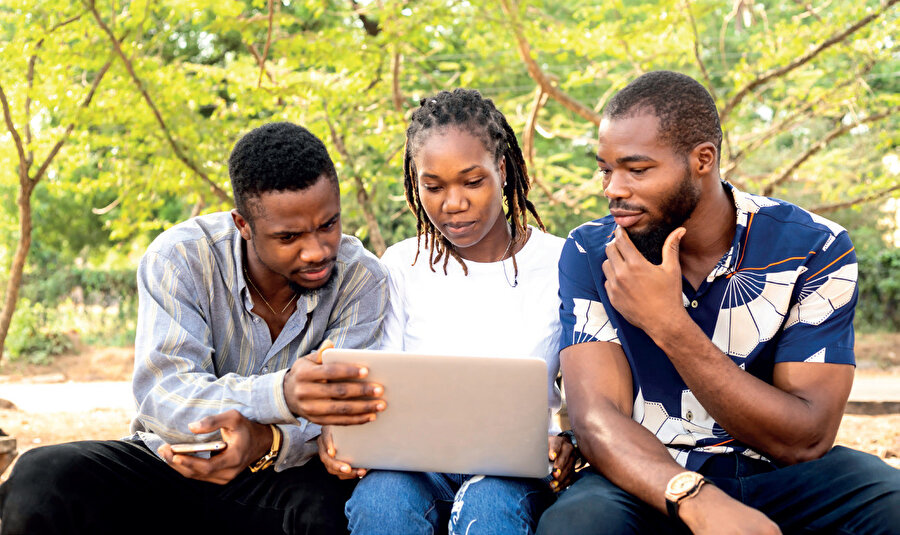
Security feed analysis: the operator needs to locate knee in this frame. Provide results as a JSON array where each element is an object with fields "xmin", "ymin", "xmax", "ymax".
[
  {"xmin": 536, "ymin": 476, "xmax": 643, "ymax": 535},
  {"xmin": 3, "ymin": 443, "xmax": 88, "ymax": 496},
  {"xmin": 345, "ymin": 471, "xmax": 436, "ymax": 527}
]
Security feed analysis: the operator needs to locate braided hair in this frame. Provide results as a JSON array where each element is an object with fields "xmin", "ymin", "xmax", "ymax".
[{"xmin": 403, "ymin": 88, "xmax": 545, "ymax": 277}]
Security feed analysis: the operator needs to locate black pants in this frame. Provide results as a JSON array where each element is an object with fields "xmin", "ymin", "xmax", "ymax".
[{"xmin": 0, "ymin": 439, "xmax": 356, "ymax": 535}]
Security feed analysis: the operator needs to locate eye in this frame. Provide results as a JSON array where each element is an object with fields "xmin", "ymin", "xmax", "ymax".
[
  {"xmin": 278, "ymin": 233, "xmax": 296, "ymax": 243},
  {"xmin": 422, "ymin": 184, "xmax": 442, "ymax": 192},
  {"xmin": 320, "ymin": 217, "xmax": 339, "ymax": 231},
  {"xmin": 465, "ymin": 177, "xmax": 485, "ymax": 187},
  {"xmin": 631, "ymin": 167, "xmax": 650, "ymax": 175}
]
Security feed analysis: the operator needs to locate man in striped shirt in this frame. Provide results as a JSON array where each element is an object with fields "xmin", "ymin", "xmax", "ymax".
[{"xmin": 0, "ymin": 123, "xmax": 389, "ymax": 534}]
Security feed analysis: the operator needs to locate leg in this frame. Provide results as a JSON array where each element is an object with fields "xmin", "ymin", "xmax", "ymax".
[
  {"xmin": 448, "ymin": 475, "xmax": 554, "ymax": 535},
  {"xmin": 345, "ymin": 471, "xmax": 457, "ymax": 535},
  {"xmin": 737, "ymin": 446, "xmax": 900, "ymax": 534},
  {"xmin": 536, "ymin": 470, "xmax": 684, "ymax": 535},
  {"xmin": 211, "ymin": 456, "xmax": 357, "ymax": 535},
  {"xmin": 0, "ymin": 439, "xmax": 206, "ymax": 535}
]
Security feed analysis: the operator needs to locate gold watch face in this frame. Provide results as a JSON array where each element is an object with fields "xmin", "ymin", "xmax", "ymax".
[{"xmin": 666, "ymin": 472, "xmax": 703, "ymax": 499}]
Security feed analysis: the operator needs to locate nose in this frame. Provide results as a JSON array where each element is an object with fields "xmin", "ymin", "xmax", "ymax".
[
  {"xmin": 443, "ymin": 185, "xmax": 468, "ymax": 213},
  {"xmin": 603, "ymin": 169, "xmax": 631, "ymax": 201},
  {"xmin": 298, "ymin": 234, "xmax": 329, "ymax": 264}
]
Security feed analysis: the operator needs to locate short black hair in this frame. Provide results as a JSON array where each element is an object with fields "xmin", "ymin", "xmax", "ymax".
[
  {"xmin": 604, "ymin": 71, "xmax": 722, "ymax": 160},
  {"xmin": 404, "ymin": 88, "xmax": 544, "ymax": 276},
  {"xmin": 228, "ymin": 122, "xmax": 338, "ymax": 222}
]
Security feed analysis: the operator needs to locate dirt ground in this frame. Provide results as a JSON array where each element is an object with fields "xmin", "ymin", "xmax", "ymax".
[{"xmin": 1, "ymin": 334, "xmax": 899, "ymax": 483}]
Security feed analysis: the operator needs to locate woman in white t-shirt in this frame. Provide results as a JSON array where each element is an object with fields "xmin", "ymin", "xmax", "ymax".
[{"xmin": 322, "ymin": 88, "xmax": 577, "ymax": 535}]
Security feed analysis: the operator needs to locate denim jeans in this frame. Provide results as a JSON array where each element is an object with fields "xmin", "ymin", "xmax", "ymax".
[
  {"xmin": 536, "ymin": 446, "xmax": 900, "ymax": 535},
  {"xmin": 346, "ymin": 470, "xmax": 555, "ymax": 535}
]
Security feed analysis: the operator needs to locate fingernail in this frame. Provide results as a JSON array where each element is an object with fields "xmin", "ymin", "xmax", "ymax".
[
  {"xmin": 373, "ymin": 386, "xmax": 384, "ymax": 396},
  {"xmin": 376, "ymin": 402, "xmax": 386, "ymax": 411},
  {"xmin": 327, "ymin": 447, "xmax": 335, "ymax": 457},
  {"xmin": 549, "ymin": 452, "xmax": 557, "ymax": 460},
  {"xmin": 340, "ymin": 464, "xmax": 351, "ymax": 473},
  {"xmin": 359, "ymin": 367, "xmax": 369, "ymax": 377},
  {"xmin": 369, "ymin": 414, "xmax": 376, "ymax": 421}
]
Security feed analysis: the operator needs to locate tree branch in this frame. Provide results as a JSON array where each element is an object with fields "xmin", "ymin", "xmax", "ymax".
[
  {"xmin": 321, "ymin": 99, "xmax": 387, "ymax": 255},
  {"xmin": 683, "ymin": 0, "xmax": 719, "ymax": 104},
  {"xmin": 391, "ymin": 47, "xmax": 404, "ymax": 112},
  {"xmin": 811, "ymin": 183, "xmax": 900, "ymax": 214},
  {"xmin": 84, "ymin": 0, "xmax": 230, "ymax": 202},
  {"xmin": 761, "ymin": 111, "xmax": 892, "ymax": 196},
  {"xmin": 498, "ymin": 0, "xmax": 603, "ymax": 126},
  {"xmin": 32, "ymin": 59, "xmax": 114, "ymax": 184},
  {"xmin": 257, "ymin": 0, "xmax": 275, "ymax": 89},
  {"xmin": 246, "ymin": 42, "xmax": 276, "ymax": 84},
  {"xmin": 0, "ymin": 82, "xmax": 28, "ymax": 180},
  {"xmin": 350, "ymin": 0, "xmax": 381, "ymax": 36},
  {"xmin": 720, "ymin": 0, "xmax": 898, "ymax": 122}
]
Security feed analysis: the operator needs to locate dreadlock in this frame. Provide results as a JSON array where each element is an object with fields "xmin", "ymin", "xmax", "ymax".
[{"xmin": 403, "ymin": 88, "xmax": 545, "ymax": 277}]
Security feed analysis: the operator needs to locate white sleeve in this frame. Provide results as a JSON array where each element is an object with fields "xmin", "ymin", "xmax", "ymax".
[{"xmin": 379, "ymin": 253, "xmax": 407, "ymax": 351}]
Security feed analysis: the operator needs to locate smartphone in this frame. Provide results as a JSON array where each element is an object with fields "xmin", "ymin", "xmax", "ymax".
[{"xmin": 169, "ymin": 440, "xmax": 227, "ymax": 454}]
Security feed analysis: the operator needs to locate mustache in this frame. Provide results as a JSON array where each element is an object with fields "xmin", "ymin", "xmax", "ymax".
[
  {"xmin": 292, "ymin": 258, "xmax": 337, "ymax": 275},
  {"xmin": 608, "ymin": 199, "xmax": 646, "ymax": 213}
]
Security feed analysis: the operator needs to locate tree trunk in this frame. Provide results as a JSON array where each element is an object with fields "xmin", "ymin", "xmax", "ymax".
[{"xmin": 0, "ymin": 178, "xmax": 35, "ymax": 362}]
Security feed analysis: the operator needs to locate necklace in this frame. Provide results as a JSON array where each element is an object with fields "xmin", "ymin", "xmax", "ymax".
[
  {"xmin": 243, "ymin": 267, "xmax": 298, "ymax": 315},
  {"xmin": 500, "ymin": 229, "xmax": 519, "ymax": 288}
]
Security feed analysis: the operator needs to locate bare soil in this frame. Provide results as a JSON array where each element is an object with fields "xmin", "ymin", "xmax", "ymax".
[{"xmin": 1, "ymin": 333, "xmax": 898, "ymax": 483}]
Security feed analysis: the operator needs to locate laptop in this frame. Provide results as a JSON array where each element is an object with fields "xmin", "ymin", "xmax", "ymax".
[{"xmin": 320, "ymin": 348, "xmax": 551, "ymax": 478}]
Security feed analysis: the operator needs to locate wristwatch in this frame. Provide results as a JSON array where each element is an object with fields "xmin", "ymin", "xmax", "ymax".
[
  {"xmin": 664, "ymin": 471, "xmax": 711, "ymax": 520},
  {"xmin": 249, "ymin": 424, "xmax": 282, "ymax": 472}
]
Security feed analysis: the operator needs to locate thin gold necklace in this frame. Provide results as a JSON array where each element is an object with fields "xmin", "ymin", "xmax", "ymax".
[{"xmin": 243, "ymin": 267, "xmax": 297, "ymax": 315}]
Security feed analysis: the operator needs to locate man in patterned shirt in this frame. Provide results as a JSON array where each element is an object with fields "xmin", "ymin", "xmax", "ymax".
[
  {"xmin": 537, "ymin": 71, "xmax": 899, "ymax": 534},
  {"xmin": 0, "ymin": 123, "xmax": 389, "ymax": 534}
]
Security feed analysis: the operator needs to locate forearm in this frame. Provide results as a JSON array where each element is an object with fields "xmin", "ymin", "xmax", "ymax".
[
  {"xmin": 577, "ymin": 402, "xmax": 686, "ymax": 513},
  {"xmin": 649, "ymin": 313, "xmax": 839, "ymax": 463},
  {"xmin": 133, "ymin": 363, "xmax": 299, "ymax": 442}
]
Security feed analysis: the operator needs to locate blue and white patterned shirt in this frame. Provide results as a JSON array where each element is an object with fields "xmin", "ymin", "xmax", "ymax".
[
  {"xmin": 559, "ymin": 183, "xmax": 858, "ymax": 470},
  {"xmin": 129, "ymin": 212, "xmax": 389, "ymax": 471}
]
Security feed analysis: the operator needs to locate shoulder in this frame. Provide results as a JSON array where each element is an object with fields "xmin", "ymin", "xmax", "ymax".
[
  {"xmin": 143, "ymin": 212, "xmax": 237, "ymax": 269},
  {"xmin": 336, "ymin": 235, "xmax": 389, "ymax": 283},
  {"xmin": 734, "ymin": 189, "xmax": 852, "ymax": 252},
  {"xmin": 380, "ymin": 236, "xmax": 423, "ymax": 268},
  {"xmin": 562, "ymin": 216, "xmax": 617, "ymax": 259}
]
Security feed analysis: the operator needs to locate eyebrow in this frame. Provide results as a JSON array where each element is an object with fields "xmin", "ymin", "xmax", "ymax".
[
  {"xmin": 270, "ymin": 213, "xmax": 340, "ymax": 236},
  {"xmin": 595, "ymin": 154, "xmax": 656, "ymax": 165},
  {"xmin": 419, "ymin": 164, "xmax": 483, "ymax": 179}
]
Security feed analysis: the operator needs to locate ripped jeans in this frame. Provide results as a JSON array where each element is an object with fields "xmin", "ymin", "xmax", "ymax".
[{"xmin": 345, "ymin": 471, "xmax": 555, "ymax": 535}]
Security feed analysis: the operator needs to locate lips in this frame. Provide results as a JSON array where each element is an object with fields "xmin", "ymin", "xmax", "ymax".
[
  {"xmin": 295, "ymin": 261, "xmax": 335, "ymax": 282},
  {"xmin": 443, "ymin": 221, "xmax": 476, "ymax": 237},
  {"xmin": 609, "ymin": 209, "xmax": 644, "ymax": 228}
]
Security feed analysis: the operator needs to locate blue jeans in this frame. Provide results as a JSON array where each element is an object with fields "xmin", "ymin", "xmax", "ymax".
[
  {"xmin": 537, "ymin": 446, "xmax": 900, "ymax": 534},
  {"xmin": 346, "ymin": 470, "xmax": 555, "ymax": 535}
]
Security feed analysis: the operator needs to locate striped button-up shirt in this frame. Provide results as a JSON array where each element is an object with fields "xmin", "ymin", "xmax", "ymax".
[{"xmin": 129, "ymin": 211, "xmax": 388, "ymax": 470}]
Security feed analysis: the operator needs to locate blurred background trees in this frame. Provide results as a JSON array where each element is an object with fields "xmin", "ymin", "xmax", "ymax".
[{"xmin": 1, "ymin": 0, "xmax": 898, "ymax": 362}]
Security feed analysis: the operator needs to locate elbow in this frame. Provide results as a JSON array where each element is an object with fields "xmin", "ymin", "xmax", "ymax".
[{"xmin": 768, "ymin": 434, "xmax": 834, "ymax": 466}]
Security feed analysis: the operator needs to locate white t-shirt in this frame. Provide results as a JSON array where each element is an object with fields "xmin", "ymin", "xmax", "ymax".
[{"xmin": 380, "ymin": 226, "xmax": 565, "ymax": 433}]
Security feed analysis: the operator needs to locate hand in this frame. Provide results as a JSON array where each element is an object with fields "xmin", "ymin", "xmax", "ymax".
[
  {"xmin": 284, "ymin": 340, "xmax": 387, "ymax": 425},
  {"xmin": 679, "ymin": 484, "xmax": 781, "ymax": 535},
  {"xmin": 317, "ymin": 425, "xmax": 368, "ymax": 480},
  {"xmin": 602, "ymin": 226, "xmax": 687, "ymax": 337},
  {"xmin": 157, "ymin": 409, "xmax": 271, "ymax": 485},
  {"xmin": 548, "ymin": 435, "xmax": 578, "ymax": 491}
]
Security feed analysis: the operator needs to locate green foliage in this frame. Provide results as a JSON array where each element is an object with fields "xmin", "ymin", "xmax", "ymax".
[
  {"xmin": 0, "ymin": 0, "xmax": 897, "ymax": 358},
  {"xmin": 4, "ymin": 299, "xmax": 73, "ymax": 364},
  {"xmin": 856, "ymin": 248, "xmax": 900, "ymax": 332}
]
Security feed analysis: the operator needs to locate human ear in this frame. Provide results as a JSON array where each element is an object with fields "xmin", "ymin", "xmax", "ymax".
[
  {"xmin": 692, "ymin": 142, "xmax": 717, "ymax": 176},
  {"xmin": 231, "ymin": 209, "xmax": 253, "ymax": 241},
  {"xmin": 499, "ymin": 156, "xmax": 507, "ymax": 188}
]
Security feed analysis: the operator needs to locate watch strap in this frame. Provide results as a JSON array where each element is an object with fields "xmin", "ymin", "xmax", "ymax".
[{"xmin": 249, "ymin": 424, "xmax": 282, "ymax": 473}]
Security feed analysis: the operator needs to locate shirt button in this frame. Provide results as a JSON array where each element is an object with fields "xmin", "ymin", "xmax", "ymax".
[
  {"xmin": 254, "ymin": 318, "xmax": 260, "ymax": 323},
  {"xmin": 262, "ymin": 366, "xmax": 269, "ymax": 373},
  {"xmin": 685, "ymin": 410, "xmax": 694, "ymax": 421},
  {"xmin": 690, "ymin": 300, "xmax": 699, "ymax": 309}
]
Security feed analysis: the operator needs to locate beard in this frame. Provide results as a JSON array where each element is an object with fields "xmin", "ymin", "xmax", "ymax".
[
  {"xmin": 288, "ymin": 267, "xmax": 338, "ymax": 296},
  {"xmin": 616, "ymin": 167, "xmax": 700, "ymax": 265}
]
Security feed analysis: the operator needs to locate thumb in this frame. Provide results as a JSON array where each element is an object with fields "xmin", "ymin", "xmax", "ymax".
[
  {"xmin": 305, "ymin": 339, "xmax": 335, "ymax": 364},
  {"xmin": 188, "ymin": 409, "xmax": 238, "ymax": 434},
  {"xmin": 662, "ymin": 227, "xmax": 686, "ymax": 270}
]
